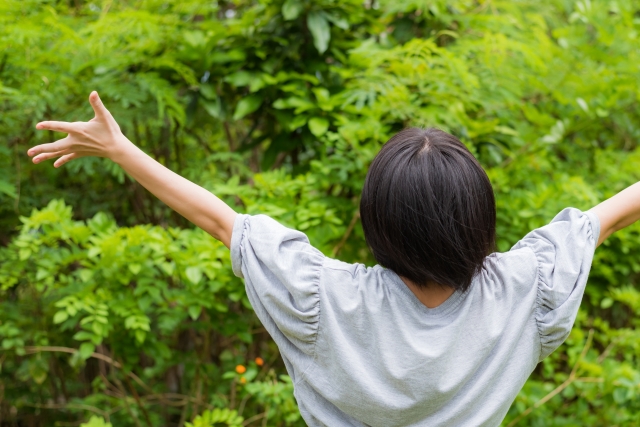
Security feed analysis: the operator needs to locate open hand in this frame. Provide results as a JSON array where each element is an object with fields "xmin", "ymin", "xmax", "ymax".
[{"xmin": 28, "ymin": 91, "xmax": 131, "ymax": 167}]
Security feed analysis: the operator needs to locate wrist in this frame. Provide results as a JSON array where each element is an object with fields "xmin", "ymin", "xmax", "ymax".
[{"xmin": 109, "ymin": 136, "xmax": 137, "ymax": 164}]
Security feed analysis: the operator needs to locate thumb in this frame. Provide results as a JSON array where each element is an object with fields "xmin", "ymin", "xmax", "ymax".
[{"xmin": 89, "ymin": 91, "xmax": 111, "ymax": 119}]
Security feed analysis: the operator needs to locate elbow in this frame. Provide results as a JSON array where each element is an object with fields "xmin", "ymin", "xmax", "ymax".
[{"xmin": 201, "ymin": 215, "xmax": 236, "ymax": 249}]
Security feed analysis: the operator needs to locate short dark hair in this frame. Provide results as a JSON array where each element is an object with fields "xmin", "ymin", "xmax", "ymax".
[{"xmin": 360, "ymin": 127, "xmax": 496, "ymax": 292}]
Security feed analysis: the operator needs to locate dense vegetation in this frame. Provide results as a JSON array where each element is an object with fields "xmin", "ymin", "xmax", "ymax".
[{"xmin": 1, "ymin": 0, "xmax": 640, "ymax": 425}]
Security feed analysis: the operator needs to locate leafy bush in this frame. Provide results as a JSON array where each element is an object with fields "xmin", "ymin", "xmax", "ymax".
[{"xmin": 1, "ymin": 0, "xmax": 639, "ymax": 425}]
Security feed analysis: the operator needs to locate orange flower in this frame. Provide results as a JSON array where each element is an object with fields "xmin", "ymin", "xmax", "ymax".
[
  {"xmin": 255, "ymin": 357, "xmax": 264, "ymax": 366},
  {"xmin": 240, "ymin": 376, "xmax": 247, "ymax": 384},
  {"xmin": 235, "ymin": 365, "xmax": 246, "ymax": 374}
]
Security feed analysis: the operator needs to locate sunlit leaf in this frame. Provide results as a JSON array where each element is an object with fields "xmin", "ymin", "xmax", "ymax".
[
  {"xmin": 186, "ymin": 266, "xmax": 203, "ymax": 285},
  {"xmin": 282, "ymin": 0, "xmax": 303, "ymax": 20},
  {"xmin": 308, "ymin": 117, "xmax": 329, "ymax": 136},
  {"xmin": 307, "ymin": 11, "xmax": 330, "ymax": 54},
  {"xmin": 79, "ymin": 342, "xmax": 96, "ymax": 360},
  {"xmin": 53, "ymin": 311, "xmax": 69, "ymax": 324},
  {"xmin": 232, "ymin": 94, "xmax": 263, "ymax": 120}
]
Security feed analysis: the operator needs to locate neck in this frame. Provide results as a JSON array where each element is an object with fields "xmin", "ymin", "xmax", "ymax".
[{"xmin": 400, "ymin": 277, "xmax": 456, "ymax": 309}]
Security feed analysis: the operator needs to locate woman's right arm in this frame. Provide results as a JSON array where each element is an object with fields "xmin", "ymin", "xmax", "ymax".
[
  {"xmin": 589, "ymin": 181, "xmax": 640, "ymax": 247},
  {"xmin": 28, "ymin": 91, "xmax": 237, "ymax": 248}
]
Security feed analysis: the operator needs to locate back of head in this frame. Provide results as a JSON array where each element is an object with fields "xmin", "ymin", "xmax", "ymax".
[{"xmin": 360, "ymin": 128, "xmax": 496, "ymax": 292}]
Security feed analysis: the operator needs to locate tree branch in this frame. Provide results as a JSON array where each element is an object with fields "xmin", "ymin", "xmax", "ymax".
[
  {"xmin": 24, "ymin": 346, "xmax": 153, "ymax": 394},
  {"xmin": 332, "ymin": 211, "xmax": 360, "ymax": 257}
]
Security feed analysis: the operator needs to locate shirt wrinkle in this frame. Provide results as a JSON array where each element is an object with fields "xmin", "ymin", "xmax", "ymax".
[
  {"xmin": 523, "ymin": 245, "xmax": 547, "ymax": 363},
  {"xmin": 297, "ymin": 256, "xmax": 324, "ymax": 386}
]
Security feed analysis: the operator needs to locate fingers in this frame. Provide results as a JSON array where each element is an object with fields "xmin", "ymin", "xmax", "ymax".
[
  {"xmin": 35, "ymin": 91, "xmax": 111, "ymax": 134},
  {"xmin": 27, "ymin": 137, "xmax": 71, "ymax": 157},
  {"xmin": 32, "ymin": 149, "xmax": 69, "ymax": 164},
  {"xmin": 89, "ymin": 91, "xmax": 111, "ymax": 120},
  {"xmin": 35, "ymin": 121, "xmax": 81, "ymax": 134},
  {"xmin": 54, "ymin": 153, "xmax": 79, "ymax": 168}
]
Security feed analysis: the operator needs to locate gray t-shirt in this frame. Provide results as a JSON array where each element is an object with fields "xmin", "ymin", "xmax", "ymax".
[{"xmin": 230, "ymin": 207, "xmax": 600, "ymax": 426}]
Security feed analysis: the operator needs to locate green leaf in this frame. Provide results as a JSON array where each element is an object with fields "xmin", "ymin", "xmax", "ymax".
[
  {"xmin": 186, "ymin": 409, "xmax": 244, "ymax": 427},
  {"xmin": 282, "ymin": 0, "xmax": 304, "ymax": 20},
  {"xmin": 0, "ymin": 179, "xmax": 16, "ymax": 199},
  {"xmin": 128, "ymin": 263, "xmax": 141, "ymax": 275},
  {"xmin": 601, "ymin": 297, "xmax": 614, "ymax": 309},
  {"xmin": 232, "ymin": 94, "xmax": 263, "ymax": 121},
  {"xmin": 308, "ymin": 117, "xmax": 329, "ymax": 136},
  {"xmin": 201, "ymin": 97, "xmax": 223, "ymax": 119},
  {"xmin": 613, "ymin": 387, "xmax": 629, "ymax": 404},
  {"xmin": 188, "ymin": 305, "xmax": 201, "ymax": 320},
  {"xmin": 184, "ymin": 30, "xmax": 206, "ymax": 47},
  {"xmin": 249, "ymin": 77, "xmax": 267, "ymax": 93},
  {"xmin": 29, "ymin": 358, "xmax": 48, "ymax": 385},
  {"xmin": 307, "ymin": 11, "xmax": 331, "ymax": 54},
  {"xmin": 288, "ymin": 114, "xmax": 309, "ymax": 131},
  {"xmin": 87, "ymin": 247, "xmax": 102, "ymax": 258},
  {"xmin": 224, "ymin": 71, "xmax": 255, "ymax": 87},
  {"xmin": 78, "ymin": 269, "xmax": 94, "ymax": 283},
  {"xmin": 185, "ymin": 266, "xmax": 202, "ymax": 285},
  {"xmin": 209, "ymin": 49, "xmax": 246, "ymax": 64},
  {"xmin": 200, "ymin": 84, "xmax": 217, "ymax": 100},
  {"xmin": 272, "ymin": 98, "xmax": 289, "ymax": 109},
  {"xmin": 73, "ymin": 331, "xmax": 96, "ymax": 341},
  {"xmin": 53, "ymin": 311, "xmax": 69, "ymax": 324},
  {"xmin": 135, "ymin": 330, "xmax": 146, "ymax": 344},
  {"xmin": 79, "ymin": 342, "xmax": 96, "ymax": 360},
  {"xmin": 213, "ymin": 302, "xmax": 229, "ymax": 313},
  {"xmin": 312, "ymin": 87, "xmax": 330, "ymax": 104},
  {"xmin": 19, "ymin": 248, "xmax": 31, "ymax": 261},
  {"xmin": 67, "ymin": 305, "xmax": 78, "ymax": 316},
  {"xmin": 36, "ymin": 268, "xmax": 49, "ymax": 281},
  {"xmin": 325, "ymin": 12, "xmax": 349, "ymax": 30},
  {"xmin": 576, "ymin": 97, "xmax": 589, "ymax": 113},
  {"xmin": 80, "ymin": 416, "xmax": 113, "ymax": 427},
  {"xmin": 238, "ymin": 331, "xmax": 253, "ymax": 343},
  {"xmin": 161, "ymin": 261, "xmax": 175, "ymax": 276}
]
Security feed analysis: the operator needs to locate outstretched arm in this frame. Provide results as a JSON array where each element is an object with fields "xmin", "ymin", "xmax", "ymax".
[
  {"xmin": 28, "ymin": 92, "xmax": 237, "ymax": 247},
  {"xmin": 589, "ymin": 182, "xmax": 640, "ymax": 247}
]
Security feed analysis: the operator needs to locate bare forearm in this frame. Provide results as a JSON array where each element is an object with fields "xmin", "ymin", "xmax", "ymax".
[
  {"xmin": 589, "ymin": 181, "xmax": 640, "ymax": 247},
  {"xmin": 113, "ymin": 139, "xmax": 237, "ymax": 247}
]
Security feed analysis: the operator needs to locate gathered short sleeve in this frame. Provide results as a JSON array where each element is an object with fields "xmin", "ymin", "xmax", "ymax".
[
  {"xmin": 510, "ymin": 208, "xmax": 600, "ymax": 361},
  {"xmin": 230, "ymin": 214, "xmax": 324, "ymax": 358}
]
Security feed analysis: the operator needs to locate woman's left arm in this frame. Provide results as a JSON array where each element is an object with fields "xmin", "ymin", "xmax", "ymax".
[{"xmin": 589, "ymin": 181, "xmax": 640, "ymax": 247}]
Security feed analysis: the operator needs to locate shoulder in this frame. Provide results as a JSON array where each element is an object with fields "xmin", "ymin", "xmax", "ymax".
[
  {"xmin": 237, "ymin": 214, "xmax": 310, "ymax": 242},
  {"xmin": 321, "ymin": 258, "xmax": 377, "ymax": 289},
  {"xmin": 318, "ymin": 259, "xmax": 390, "ymax": 304},
  {"xmin": 478, "ymin": 248, "xmax": 539, "ymax": 295},
  {"xmin": 231, "ymin": 213, "xmax": 324, "ymax": 279},
  {"xmin": 323, "ymin": 257, "xmax": 367, "ymax": 276}
]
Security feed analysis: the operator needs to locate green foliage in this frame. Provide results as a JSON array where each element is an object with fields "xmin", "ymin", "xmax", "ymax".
[
  {"xmin": 1, "ymin": 0, "xmax": 640, "ymax": 425},
  {"xmin": 185, "ymin": 409, "xmax": 243, "ymax": 427},
  {"xmin": 80, "ymin": 416, "xmax": 113, "ymax": 427}
]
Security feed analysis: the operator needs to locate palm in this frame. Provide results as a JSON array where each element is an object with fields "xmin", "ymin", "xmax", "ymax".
[{"xmin": 28, "ymin": 91, "xmax": 124, "ymax": 168}]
